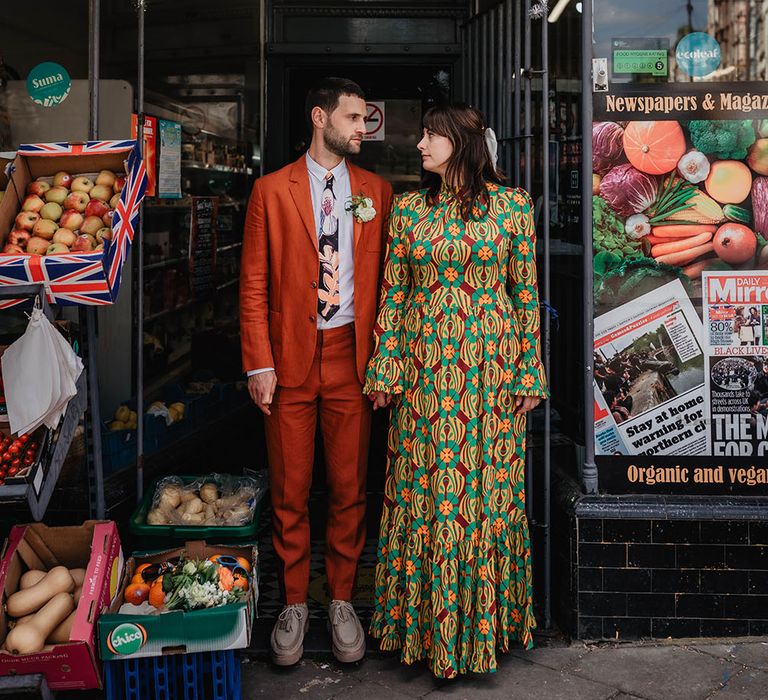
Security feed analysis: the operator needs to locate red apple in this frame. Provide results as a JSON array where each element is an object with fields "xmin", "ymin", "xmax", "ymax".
[
  {"xmin": 102, "ymin": 209, "xmax": 114, "ymax": 226},
  {"xmin": 15, "ymin": 211, "xmax": 39, "ymax": 231},
  {"xmin": 52, "ymin": 171, "xmax": 72, "ymax": 188},
  {"xmin": 713, "ymin": 223, "xmax": 757, "ymax": 264},
  {"xmin": 32, "ymin": 219, "xmax": 58, "ymax": 240},
  {"xmin": 59, "ymin": 210, "xmax": 84, "ymax": 231},
  {"xmin": 26, "ymin": 181, "xmax": 51, "ymax": 198},
  {"xmin": 53, "ymin": 228, "xmax": 76, "ymax": 246},
  {"xmin": 109, "ymin": 193, "xmax": 121, "ymax": 209},
  {"xmin": 113, "ymin": 175, "xmax": 126, "ymax": 193},
  {"xmin": 80, "ymin": 216, "xmax": 103, "ymax": 236},
  {"xmin": 89, "ymin": 184, "xmax": 112, "ymax": 202},
  {"xmin": 22, "ymin": 195, "xmax": 45, "ymax": 213},
  {"xmin": 2, "ymin": 244, "xmax": 24, "ymax": 255},
  {"xmin": 72, "ymin": 234, "xmax": 96, "ymax": 252},
  {"xmin": 39, "ymin": 202, "xmax": 63, "ymax": 222},
  {"xmin": 8, "ymin": 230, "xmax": 31, "ymax": 247},
  {"xmin": 84, "ymin": 198, "xmax": 109, "ymax": 219},
  {"xmin": 95, "ymin": 170, "xmax": 116, "ymax": 187},
  {"xmin": 71, "ymin": 176, "xmax": 94, "ymax": 193},
  {"xmin": 64, "ymin": 191, "xmax": 90, "ymax": 213},
  {"xmin": 46, "ymin": 243, "xmax": 70, "ymax": 255},
  {"xmin": 96, "ymin": 227, "xmax": 112, "ymax": 243},
  {"xmin": 26, "ymin": 236, "xmax": 50, "ymax": 255},
  {"xmin": 45, "ymin": 186, "xmax": 68, "ymax": 204}
]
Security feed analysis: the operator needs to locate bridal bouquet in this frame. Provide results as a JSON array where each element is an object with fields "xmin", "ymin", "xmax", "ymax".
[{"xmin": 162, "ymin": 558, "xmax": 248, "ymax": 611}]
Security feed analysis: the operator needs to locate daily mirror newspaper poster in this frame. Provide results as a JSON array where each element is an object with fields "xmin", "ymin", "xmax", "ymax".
[{"xmin": 703, "ymin": 272, "xmax": 768, "ymax": 468}]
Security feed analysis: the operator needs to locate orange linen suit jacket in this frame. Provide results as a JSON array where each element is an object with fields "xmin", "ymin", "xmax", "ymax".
[{"xmin": 240, "ymin": 156, "xmax": 393, "ymax": 387}]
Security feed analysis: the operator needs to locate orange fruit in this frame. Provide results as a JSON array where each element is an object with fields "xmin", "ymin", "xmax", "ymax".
[
  {"xmin": 148, "ymin": 577, "xmax": 165, "ymax": 609},
  {"xmin": 236, "ymin": 557, "xmax": 251, "ymax": 573},
  {"xmin": 124, "ymin": 583, "xmax": 150, "ymax": 605}
]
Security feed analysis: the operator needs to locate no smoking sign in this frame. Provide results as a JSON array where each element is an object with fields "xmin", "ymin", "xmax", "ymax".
[{"xmin": 364, "ymin": 101, "xmax": 385, "ymax": 141}]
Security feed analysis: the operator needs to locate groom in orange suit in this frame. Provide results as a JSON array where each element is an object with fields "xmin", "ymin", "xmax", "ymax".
[{"xmin": 240, "ymin": 77, "xmax": 392, "ymax": 666}]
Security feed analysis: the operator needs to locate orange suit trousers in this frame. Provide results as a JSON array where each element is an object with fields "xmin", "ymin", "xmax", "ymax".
[{"xmin": 264, "ymin": 324, "xmax": 371, "ymax": 605}]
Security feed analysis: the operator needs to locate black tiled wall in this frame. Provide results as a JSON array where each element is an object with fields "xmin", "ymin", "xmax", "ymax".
[{"xmin": 575, "ymin": 518, "xmax": 768, "ymax": 640}]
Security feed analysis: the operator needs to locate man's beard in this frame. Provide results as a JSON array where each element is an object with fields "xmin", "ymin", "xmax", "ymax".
[{"xmin": 325, "ymin": 124, "xmax": 360, "ymax": 157}]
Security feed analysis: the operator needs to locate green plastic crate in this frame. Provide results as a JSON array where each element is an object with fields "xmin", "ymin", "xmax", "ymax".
[{"xmin": 129, "ymin": 475, "xmax": 267, "ymax": 544}]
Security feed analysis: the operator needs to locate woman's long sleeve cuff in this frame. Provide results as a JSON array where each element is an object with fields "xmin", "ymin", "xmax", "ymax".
[
  {"xmin": 511, "ymin": 356, "xmax": 549, "ymax": 398},
  {"xmin": 363, "ymin": 332, "xmax": 405, "ymax": 395}
]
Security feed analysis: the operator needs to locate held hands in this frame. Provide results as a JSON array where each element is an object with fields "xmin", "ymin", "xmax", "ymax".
[
  {"xmin": 369, "ymin": 391, "xmax": 391, "ymax": 410},
  {"xmin": 248, "ymin": 371, "xmax": 277, "ymax": 415},
  {"xmin": 514, "ymin": 395, "xmax": 541, "ymax": 414}
]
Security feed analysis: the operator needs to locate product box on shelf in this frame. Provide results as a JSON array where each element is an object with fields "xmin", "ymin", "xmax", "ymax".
[
  {"xmin": 0, "ymin": 141, "xmax": 147, "ymax": 308},
  {"xmin": 0, "ymin": 520, "xmax": 124, "ymax": 690},
  {"xmin": 98, "ymin": 540, "xmax": 256, "ymax": 661}
]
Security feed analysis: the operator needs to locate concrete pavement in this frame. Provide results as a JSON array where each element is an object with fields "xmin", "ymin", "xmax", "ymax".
[{"xmin": 241, "ymin": 638, "xmax": 768, "ymax": 699}]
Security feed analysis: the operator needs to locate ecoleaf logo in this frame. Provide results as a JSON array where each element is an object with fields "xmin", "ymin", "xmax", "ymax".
[
  {"xmin": 107, "ymin": 623, "xmax": 147, "ymax": 656},
  {"xmin": 675, "ymin": 33, "xmax": 721, "ymax": 78},
  {"xmin": 26, "ymin": 62, "xmax": 72, "ymax": 107}
]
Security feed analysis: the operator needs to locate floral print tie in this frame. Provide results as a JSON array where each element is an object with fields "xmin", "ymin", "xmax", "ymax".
[{"xmin": 318, "ymin": 173, "xmax": 340, "ymax": 321}]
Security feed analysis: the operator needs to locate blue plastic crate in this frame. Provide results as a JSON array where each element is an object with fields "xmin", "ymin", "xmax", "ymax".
[{"xmin": 104, "ymin": 650, "xmax": 241, "ymax": 700}]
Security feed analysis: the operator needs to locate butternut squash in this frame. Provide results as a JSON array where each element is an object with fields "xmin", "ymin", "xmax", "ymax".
[
  {"xmin": 5, "ymin": 592, "xmax": 74, "ymax": 654},
  {"xmin": 6, "ymin": 566, "xmax": 74, "ymax": 618},
  {"xmin": 19, "ymin": 570, "xmax": 47, "ymax": 590},
  {"xmin": 47, "ymin": 610, "xmax": 76, "ymax": 644}
]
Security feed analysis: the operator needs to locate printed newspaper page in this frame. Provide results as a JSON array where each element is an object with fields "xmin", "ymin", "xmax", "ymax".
[
  {"xmin": 703, "ymin": 272, "xmax": 768, "ymax": 458},
  {"xmin": 594, "ymin": 279, "xmax": 707, "ymax": 456}
]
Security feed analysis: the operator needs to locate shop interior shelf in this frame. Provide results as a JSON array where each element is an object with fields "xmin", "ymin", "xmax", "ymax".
[{"xmin": 144, "ymin": 256, "xmax": 189, "ymax": 271}]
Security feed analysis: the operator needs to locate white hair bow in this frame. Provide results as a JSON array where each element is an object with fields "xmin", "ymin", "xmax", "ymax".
[{"xmin": 484, "ymin": 127, "xmax": 498, "ymax": 168}]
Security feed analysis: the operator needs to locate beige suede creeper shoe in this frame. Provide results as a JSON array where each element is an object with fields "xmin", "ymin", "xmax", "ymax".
[
  {"xmin": 271, "ymin": 603, "xmax": 309, "ymax": 666},
  {"xmin": 328, "ymin": 600, "xmax": 365, "ymax": 663}
]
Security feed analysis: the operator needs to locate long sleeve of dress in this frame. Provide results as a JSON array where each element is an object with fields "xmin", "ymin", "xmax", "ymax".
[
  {"xmin": 363, "ymin": 195, "xmax": 410, "ymax": 395},
  {"xmin": 508, "ymin": 188, "xmax": 549, "ymax": 398}
]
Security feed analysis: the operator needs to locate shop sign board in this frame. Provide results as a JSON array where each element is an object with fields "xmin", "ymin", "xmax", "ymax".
[
  {"xmin": 364, "ymin": 102, "xmax": 385, "ymax": 141},
  {"xmin": 612, "ymin": 38, "xmax": 668, "ymax": 78},
  {"xmin": 26, "ymin": 62, "xmax": 71, "ymax": 108},
  {"xmin": 592, "ymin": 80, "xmax": 768, "ymax": 494},
  {"xmin": 188, "ymin": 197, "xmax": 218, "ymax": 296}
]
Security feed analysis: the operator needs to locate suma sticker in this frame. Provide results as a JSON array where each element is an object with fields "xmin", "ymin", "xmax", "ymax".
[{"xmin": 27, "ymin": 62, "xmax": 71, "ymax": 107}]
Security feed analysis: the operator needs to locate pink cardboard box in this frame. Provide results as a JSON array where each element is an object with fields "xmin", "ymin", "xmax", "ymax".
[{"xmin": 0, "ymin": 520, "xmax": 123, "ymax": 690}]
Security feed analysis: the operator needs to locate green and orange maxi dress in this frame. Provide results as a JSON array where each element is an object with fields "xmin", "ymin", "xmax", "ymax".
[{"xmin": 363, "ymin": 183, "xmax": 549, "ymax": 678}]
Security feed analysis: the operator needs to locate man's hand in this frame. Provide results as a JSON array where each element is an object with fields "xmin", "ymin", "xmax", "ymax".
[
  {"xmin": 514, "ymin": 395, "xmax": 542, "ymax": 415},
  {"xmin": 248, "ymin": 371, "xmax": 277, "ymax": 415},
  {"xmin": 369, "ymin": 391, "xmax": 391, "ymax": 410}
]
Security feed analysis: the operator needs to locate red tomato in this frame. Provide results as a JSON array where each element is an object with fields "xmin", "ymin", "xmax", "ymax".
[
  {"xmin": 23, "ymin": 455, "xmax": 34, "ymax": 466},
  {"xmin": 9, "ymin": 445, "xmax": 20, "ymax": 457},
  {"xmin": 11, "ymin": 458, "xmax": 21, "ymax": 469},
  {"xmin": 28, "ymin": 443, "xmax": 38, "ymax": 452},
  {"xmin": 8, "ymin": 467, "xmax": 19, "ymax": 476},
  {"xmin": 2, "ymin": 452, "xmax": 11, "ymax": 462},
  {"xmin": 19, "ymin": 434, "xmax": 29, "ymax": 443}
]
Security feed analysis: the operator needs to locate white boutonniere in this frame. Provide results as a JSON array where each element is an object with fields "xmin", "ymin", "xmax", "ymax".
[{"xmin": 346, "ymin": 193, "xmax": 377, "ymax": 223}]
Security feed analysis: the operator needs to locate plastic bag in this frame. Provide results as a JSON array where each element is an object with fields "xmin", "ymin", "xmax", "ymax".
[
  {"xmin": 1, "ymin": 306, "xmax": 83, "ymax": 436},
  {"xmin": 146, "ymin": 471, "xmax": 268, "ymax": 527}
]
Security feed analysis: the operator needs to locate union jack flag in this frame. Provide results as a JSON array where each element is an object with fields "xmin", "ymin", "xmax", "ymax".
[{"xmin": 1, "ymin": 141, "xmax": 147, "ymax": 307}]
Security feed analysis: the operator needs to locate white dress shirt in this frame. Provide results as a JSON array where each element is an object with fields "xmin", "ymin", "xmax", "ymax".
[{"xmin": 247, "ymin": 153, "xmax": 355, "ymax": 377}]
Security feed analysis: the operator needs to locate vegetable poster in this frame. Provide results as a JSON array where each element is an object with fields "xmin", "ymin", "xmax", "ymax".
[{"xmin": 592, "ymin": 82, "xmax": 768, "ymax": 494}]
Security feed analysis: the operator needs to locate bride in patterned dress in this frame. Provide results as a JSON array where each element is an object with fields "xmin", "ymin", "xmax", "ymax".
[{"xmin": 364, "ymin": 103, "xmax": 548, "ymax": 678}]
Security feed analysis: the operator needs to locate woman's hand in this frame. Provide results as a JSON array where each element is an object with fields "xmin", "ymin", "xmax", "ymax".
[
  {"xmin": 514, "ymin": 395, "xmax": 541, "ymax": 415},
  {"xmin": 369, "ymin": 391, "xmax": 391, "ymax": 410}
]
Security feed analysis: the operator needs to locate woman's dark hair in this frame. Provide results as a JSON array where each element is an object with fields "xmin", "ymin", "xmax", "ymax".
[
  {"xmin": 421, "ymin": 102, "xmax": 504, "ymax": 221},
  {"xmin": 305, "ymin": 77, "xmax": 365, "ymax": 128}
]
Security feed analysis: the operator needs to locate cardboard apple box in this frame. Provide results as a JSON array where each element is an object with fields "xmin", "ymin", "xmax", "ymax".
[
  {"xmin": 0, "ymin": 141, "xmax": 146, "ymax": 307},
  {"xmin": 98, "ymin": 540, "xmax": 256, "ymax": 660},
  {"xmin": 0, "ymin": 520, "xmax": 123, "ymax": 690}
]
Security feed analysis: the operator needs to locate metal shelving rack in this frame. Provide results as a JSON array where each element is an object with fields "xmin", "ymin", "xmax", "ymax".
[{"xmin": 0, "ymin": 284, "xmax": 89, "ymax": 521}]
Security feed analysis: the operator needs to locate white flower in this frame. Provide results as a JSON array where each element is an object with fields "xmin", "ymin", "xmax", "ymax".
[
  {"xmin": 356, "ymin": 206, "xmax": 376, "ymax": 222},
  {"xmin": 363, "ymin": 197, "xmax": 373, "ymax": 208},
  {"xmin": 183, "ymin": 561, "xmax": 197, "ymax": 576}
]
